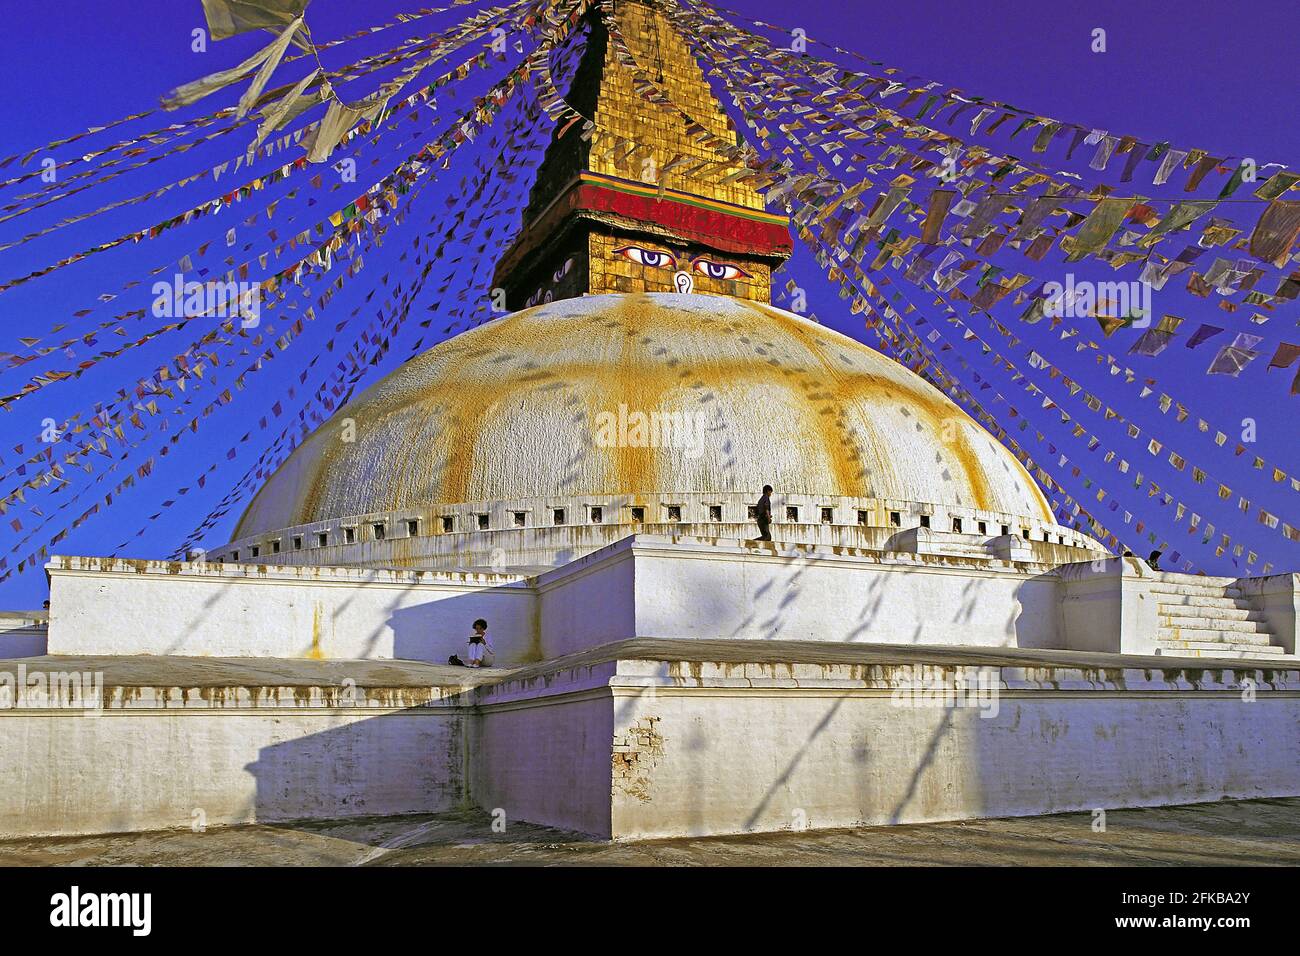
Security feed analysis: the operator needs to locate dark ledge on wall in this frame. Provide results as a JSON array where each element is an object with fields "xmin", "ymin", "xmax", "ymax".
[
  {"xmin": 490, "ymin": 638, "xmax": 1300, "ymax": 686},
  {"xmin": 3, "ymin": 638, "xmax": 1293, "ymax": 695}
]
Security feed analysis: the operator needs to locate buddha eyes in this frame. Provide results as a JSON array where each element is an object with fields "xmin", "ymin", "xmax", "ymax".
[
  {"xmin": 614, "ymin": 245, "xmax": 677, "ymax": 268},
  {"xmin": 692, "ymin": 258, "xmax": 750, "ymax": 280},
  {"xmin": 612, "ymin": 246, "xmax": 749, "ymax": 281}
]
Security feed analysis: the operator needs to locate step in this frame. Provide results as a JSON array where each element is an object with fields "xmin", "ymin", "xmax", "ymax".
[
  {"xmin": 1158, "ymin": 602, "xmax": 1261, "ymax": 623},
  {"xmin": 1148, "ymin": 571, "xmax": 1239, "ymax": 588},
  {"xmin": 1156, "ymin": 615, "xmax": 1272, "ymax": 635},
  {"xmin": 1154, "ymin": 595, "xmax": 1255, "ymax": 613},
  {"xmin": 1154, "ymin": 640, "xmax": 1287, "ymax": 659},
  {"xmin": 1155, "ymin": 641, "xmax": 1286, "ymax": 657},
  {"xmin": 1147, "ymin": 582, "xmax": 1242, "ymax": 599},
  {"xmin": 937, "ymin": 543, "xmax": 993, "ymax": 559},
  {"xmin": 1157, "ymin": 626, "xmax": 1274, "ymax": 646}
]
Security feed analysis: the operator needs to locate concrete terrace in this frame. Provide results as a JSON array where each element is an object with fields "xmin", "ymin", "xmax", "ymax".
[{"xmin": 4, "ymin": 637, "xmax": 1295, "ymax": 700}]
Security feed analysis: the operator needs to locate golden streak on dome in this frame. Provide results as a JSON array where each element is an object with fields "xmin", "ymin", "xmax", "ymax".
[
  {"xmin": 747, "ymin": 301, "xmax": 998, "ymax": 512},
  {"xmin": 233, "ymin": 294, "xmax": 1053, "ymax": 539}
]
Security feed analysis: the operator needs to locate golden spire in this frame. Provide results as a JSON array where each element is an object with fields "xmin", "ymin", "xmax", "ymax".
[{"xmin": 494, "ymin": 0, "xmax": 790, "ymax": 308}]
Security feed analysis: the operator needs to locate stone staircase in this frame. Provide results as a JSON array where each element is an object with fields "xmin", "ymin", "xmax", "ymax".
[{"xmin": 1149, "ymin": 573, "xmax": 1285, "ymax": 659}]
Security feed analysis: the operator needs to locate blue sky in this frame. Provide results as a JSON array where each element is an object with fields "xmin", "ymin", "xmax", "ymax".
[{"xmin": 0, "ymin": 0, "xmax": 1295, "ymax": 606}]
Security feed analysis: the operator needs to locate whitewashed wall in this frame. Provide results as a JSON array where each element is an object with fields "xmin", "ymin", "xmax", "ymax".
[
  {"xmin": 1059, "ymin": 556, "xmax": 1160, "ymax": 655},
  {"xmin": 614, "ymin": 536, "xmax": 1065, "ymax": 651},
  {"xmin": 605, "ymin": 665, "xmax": 1300, "ymax": 840},
  {"xmin": 46, "ymin": 558, "xmax": 537, "ymax": 664},
  {"xmin": 536, "ymin": 547, "xmax": 638, "ymax": 658},
  {"xmin": 0, "ymin": 703, "xmax": 465, "ymax": 839},
  {"xmin": 1238, "ymin": 573, "xmax": 1299, "ymax": 654},
  {"xmin": 46, "ymin": 543, "xmax": 1293, "ymax": 666},
  {"xmin": 472, "ymin": 667, "xmax": 617, "ymax": 838},
  {"xmin": 48, "ymin": 541, "xmax": 1075, "ymax": 666},
  {"xmin": 2, "ymin": 650, "xmax": 1296, "ymax": 841}
]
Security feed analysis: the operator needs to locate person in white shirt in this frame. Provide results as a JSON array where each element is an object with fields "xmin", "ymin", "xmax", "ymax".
[{"xmin": 466, "ymin": 618, "xmax": 495, "ymax": 668}]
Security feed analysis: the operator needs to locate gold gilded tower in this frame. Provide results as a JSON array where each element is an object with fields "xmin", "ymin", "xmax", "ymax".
[{"xmin": 494, "ymin": 0, "xmax": 791, "ymax": 308}]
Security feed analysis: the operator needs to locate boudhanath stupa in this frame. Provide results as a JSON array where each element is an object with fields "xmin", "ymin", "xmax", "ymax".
[{"xmin": 1, "ymin": 0, "xmax": 1296, "ymax": 842}]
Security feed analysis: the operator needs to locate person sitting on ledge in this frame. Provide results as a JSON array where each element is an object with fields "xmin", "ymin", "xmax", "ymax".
[{"xmin": 466, "ymin": 618, "xmax": 495, "ymax": 669}]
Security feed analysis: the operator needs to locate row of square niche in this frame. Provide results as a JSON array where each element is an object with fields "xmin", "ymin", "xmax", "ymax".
[{"xmin": 220, "ymin": 505, "xmax": 1073, "ymax": 561}]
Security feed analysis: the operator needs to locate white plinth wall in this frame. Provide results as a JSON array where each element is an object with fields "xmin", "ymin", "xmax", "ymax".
[
  {"xmin": 45, "ymin": 538, "xmax": 1299, "ymax": 662},
  {"xmin": 2, "ymin": 534, "xmax": 1295, "ymax": 841},
  {"xmin": 475, "ymin": 649, "xmax": 1300, "ymax": 840},
  {"xmin": 2, "ymin": 643, "xmax": 1295, "ymax": 841}
]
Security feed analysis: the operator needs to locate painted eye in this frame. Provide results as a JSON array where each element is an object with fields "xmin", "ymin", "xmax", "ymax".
[
  {"xmin": 614, "ymin": 245, "xmax": 677, "ymax": 269},
  {"xmin": 692, "ymin": 258, "xmax": 750, "ymax": 280}
]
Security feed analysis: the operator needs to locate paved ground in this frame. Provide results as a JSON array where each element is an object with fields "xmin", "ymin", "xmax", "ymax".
[{"xmin": 2, "ymin": 797, "xmax": 1296, "ymax": 866}]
